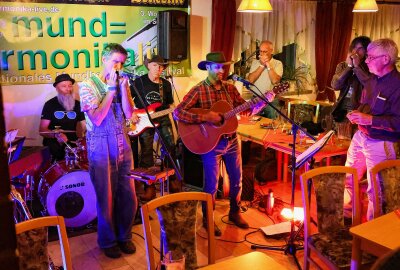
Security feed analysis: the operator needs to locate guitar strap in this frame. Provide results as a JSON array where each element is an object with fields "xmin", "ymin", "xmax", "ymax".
[
  {"xmin": 139, "ymin": 77, "xmax": 151, "ymax": 107},
  {"xmin": 221, "ymin": 83, "xmax": 234, "ymax": 106},
  {"xmin": 159, "ymin": 80, "xmax": 164, "ymax": 104},
  {"xmin": 204, "ymin": 79, "xmax": 233, "ymax": 106}
]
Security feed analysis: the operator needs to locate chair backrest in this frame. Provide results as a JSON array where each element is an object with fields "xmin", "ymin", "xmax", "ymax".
[
  {"xmin": 287, "ymin": 100, "xmax": 321, "ymax": 124},
  {"xmin": 300, "ymin": 166, "xmax": 360, "ymax": 238},
  {"xmin": 141, "ymin": 192, "xmax": 215, "ymax": 270},
  {"xmin": 15, "ymin": 216, "xmax": 72, "ymax": 270},
  {"xmin": 370, "ymin": 159, "xmax": 400, "ymax": 218}
]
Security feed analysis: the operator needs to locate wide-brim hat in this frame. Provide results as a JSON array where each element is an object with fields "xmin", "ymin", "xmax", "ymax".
[
  {"xmin": 53, "ymin": 74, "xmax": 75, "ymax": 87},
  {"xmin": 144, "ymin": 55, "xmax": 169, "ymax": 68},
  {"xmin": 198, "ymin": 51, "xmax": 233, "ymax": 70}
]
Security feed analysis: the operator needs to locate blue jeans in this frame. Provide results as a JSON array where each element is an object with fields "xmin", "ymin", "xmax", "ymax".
[
  {"xmin": 201, "ymin": 135, "xmax": 242, "ymax": 217},
  {"xmin": 87, "ymin": 103, "xmax": 137, "ymax": 248}
]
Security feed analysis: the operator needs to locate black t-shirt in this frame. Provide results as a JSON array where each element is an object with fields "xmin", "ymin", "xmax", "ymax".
[
  {"xmin": 130, "ymin": 75, "xmax": 173, "ymax": 110},
  {"xmin": 41, "ymin": 96, "xmax": 85, "ymax": 144}
]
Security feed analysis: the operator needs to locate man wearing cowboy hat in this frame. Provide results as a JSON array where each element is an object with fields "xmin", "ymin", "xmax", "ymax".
[
  {"xmin": 174, "ymin": 52, "xmax": 275, "ymax": 236},
  {"xmin": 39, "ymin": 73, "xmax": 86, "ymax": 161},
  {"xmin": 129, "ymin": 54, "xmax": 179, "ymax": 201}
]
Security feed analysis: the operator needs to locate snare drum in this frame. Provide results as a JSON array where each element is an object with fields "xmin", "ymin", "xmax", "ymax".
[{"xmin": 38, "ymin": 161, "xmax": 96, "ymax": 228}]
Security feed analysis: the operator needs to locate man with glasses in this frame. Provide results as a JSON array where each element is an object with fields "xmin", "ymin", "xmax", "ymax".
[
  {"xmin": 248, "ymin": 40, "xmax": 283, "ymax": 119},
  {"xmin": 80, "ymin": 43, "xmax": 138, "ymax": 258},
  {"xmin": 39, "ymin": 73, "xmax": 86, "ymax": 161},
  {"xmin": 344, "ymin": 38, "xmax": 400, "ymax": 221},
  {"xmin": 129, "ymin": 55, "xmax": 178, "ymax": 201}
]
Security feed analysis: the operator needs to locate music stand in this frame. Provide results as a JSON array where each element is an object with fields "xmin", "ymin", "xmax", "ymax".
[{"xmin": 241, "ymin": 82, "xmax": 315, "ymax": 269}]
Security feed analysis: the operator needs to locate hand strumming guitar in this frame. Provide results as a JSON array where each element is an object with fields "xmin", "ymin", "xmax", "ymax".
[{"xmin": 201, "ymin": 111, "xmax": 223, "ymax": 125}]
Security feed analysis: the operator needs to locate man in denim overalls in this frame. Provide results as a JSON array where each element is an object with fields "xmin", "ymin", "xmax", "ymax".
[{"xmin": 80, "ymin": 43, "xmax": 139, "ymax": 258}]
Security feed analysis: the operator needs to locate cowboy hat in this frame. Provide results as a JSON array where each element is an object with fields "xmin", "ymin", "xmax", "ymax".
[
  {"xmin": 198, "ymin": 51, "xmax": 233, "ymax": 70},
  {"xmin": 144, "ymin": 55, "xmax": 169, "ymax": 68},
  {"xmin": 53, "ymin": 74, "xmax": 75, "ymax": 87}
]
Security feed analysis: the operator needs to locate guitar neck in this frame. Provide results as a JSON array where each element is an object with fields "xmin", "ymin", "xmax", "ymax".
[
  {"xmin": 150, "ymin": 107, "xmax": 174, "ymax": 119},
  {"xmin": 224, "ymin": 99, "xmax": 259, "ymax": 120},
  {"xmin": 224, "ymin": 82, "xmax": 289, "ymax": 120}
]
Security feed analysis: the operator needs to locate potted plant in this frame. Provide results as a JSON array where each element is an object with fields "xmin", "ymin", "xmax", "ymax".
[{"xmin": 282, "ymin": 63, "xmax": 311, "ymax": 95}]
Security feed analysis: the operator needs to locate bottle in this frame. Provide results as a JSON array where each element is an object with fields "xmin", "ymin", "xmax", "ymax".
[{"xmin": 266, "ymin": 189, "xmax": 274, "ymax": 215}]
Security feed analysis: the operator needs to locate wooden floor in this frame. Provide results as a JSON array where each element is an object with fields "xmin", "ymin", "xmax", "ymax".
[{"xmin": 48, "ymin": 180, "xmax": 319, "ymax": 270}]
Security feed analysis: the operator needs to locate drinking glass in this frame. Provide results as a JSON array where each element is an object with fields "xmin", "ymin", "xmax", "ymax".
[{"xmin": 298, "ymin": 128, "xmax": 307, "ymax": 145}]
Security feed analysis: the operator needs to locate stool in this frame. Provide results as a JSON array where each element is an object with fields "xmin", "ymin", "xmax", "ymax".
[{"xmin": 129, "ymin": 166, "xmax": 175, "ymax": 196}]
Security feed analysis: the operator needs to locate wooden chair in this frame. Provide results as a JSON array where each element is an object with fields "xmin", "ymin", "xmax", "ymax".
[
  {"xmin": 15, "ymin": 216, "xmax": 72, "ymax": 270},
  {"xmin": 141, "ymin": 192, "xmax": 216, "ymax": 270},
  {"xmin": 370, "ymin": 159, "xmax": 400, "ymax": 218},
  {"xmin": 300, "ymin": 166, "xmax": 366, "ymax": 269}
]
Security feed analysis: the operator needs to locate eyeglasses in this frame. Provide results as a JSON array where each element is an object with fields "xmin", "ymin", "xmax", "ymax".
[
  {"xmin": 259, "ymin": 50, "xmax": 272, "ymax": 54},
  {"xmin": 54, "ymin": 111, "xmax": 77, "ymax": 120},
  {"xmin": 366, "ymin": 54, "xmax": 386, "ymax": 62}
]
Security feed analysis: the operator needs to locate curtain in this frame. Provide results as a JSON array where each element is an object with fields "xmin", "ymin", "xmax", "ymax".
[
  {"xmin": 234, "ymin": 0, "xmax": 400, "ymax": 100},
  {"xmin": 352, "ymin": 4, "xmax": 400, "ymax": 46},
  {"xmin": 316, "ymin": 1, "xmax": 354, "ymax": 101},
  {"xmin": 234, "ymin": 0, "xmax": 317, "ymax": 78},
  {"xmin": 211, "ymin": 0, "xmax": 237, "ymax": 77}
]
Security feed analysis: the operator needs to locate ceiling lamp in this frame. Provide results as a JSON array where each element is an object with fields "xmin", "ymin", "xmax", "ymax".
[
  {"xmin": 238, "ymin": 0, "xmax": 273, "ymax": 13},
  {"xmin": 353, "ymin": 0, "xmax": 378, "ymax": 12}
]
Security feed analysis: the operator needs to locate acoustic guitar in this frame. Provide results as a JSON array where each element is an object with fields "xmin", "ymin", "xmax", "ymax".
[{"xmin": 177, "ymin": 81, "xmax": 289, "ymax": 154}]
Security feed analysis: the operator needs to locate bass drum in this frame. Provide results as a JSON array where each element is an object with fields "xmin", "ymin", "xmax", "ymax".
[{"xmin": 38, "ymin": 161, "xmax": 97, "ymax": 228}]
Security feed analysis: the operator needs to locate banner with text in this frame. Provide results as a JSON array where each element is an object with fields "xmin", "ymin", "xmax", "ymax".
[{"xmin": 0, "ymin": 0, "xmax": 191, "ymax": 85}]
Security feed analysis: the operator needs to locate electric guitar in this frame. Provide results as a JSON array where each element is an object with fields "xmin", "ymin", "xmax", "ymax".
[
  {"xmin": 127, "ymin": 103, "xmax": 174, "ymax": 137},
  {"xmin": 177, "ymin": 81, "xmax": 289, "ymax": 154}
]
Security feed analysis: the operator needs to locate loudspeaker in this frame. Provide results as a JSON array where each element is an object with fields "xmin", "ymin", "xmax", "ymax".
[
  {"xmin": 157, "ymin": 10, "xmax": 188, "ymax": 61},
  {"xmin": 177, "ymin": 139, "xmax": 203, "ymax": 189},
  {"xmin": 242, "ymin": 165, "xmax": 255, "ymax": 201}
]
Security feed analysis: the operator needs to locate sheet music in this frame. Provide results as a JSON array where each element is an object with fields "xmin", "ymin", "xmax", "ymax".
[{"xmin": 295, "ymin": 130, "xmax": 335, "ymax": 169}]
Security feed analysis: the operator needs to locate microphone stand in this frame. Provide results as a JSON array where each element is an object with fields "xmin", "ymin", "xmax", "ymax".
[
  {"xmin": 130, "ymin": 80, "xmax": 183, "ymax": 183},
  {"xmin": 243, "ymin": 82, "xmax": 315, "ymax": 270}
]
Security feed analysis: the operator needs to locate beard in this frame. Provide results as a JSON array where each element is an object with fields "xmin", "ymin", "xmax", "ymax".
[{"xmin": 57, "ymin": 93, "xmax": 75, "ymax": 111}]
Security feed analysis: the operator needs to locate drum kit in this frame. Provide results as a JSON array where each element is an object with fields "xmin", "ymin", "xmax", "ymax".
[{"xmin": 11, "ymin": 130, "xmax": 97, "ymax": 229}]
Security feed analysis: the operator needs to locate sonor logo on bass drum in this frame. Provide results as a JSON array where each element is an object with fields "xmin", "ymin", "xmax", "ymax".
[{"xmin": 61, "ymin": 182, "xmax": 86, "ymax": 190}]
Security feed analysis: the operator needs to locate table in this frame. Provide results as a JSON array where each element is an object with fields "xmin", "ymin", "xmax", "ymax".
[
  {"xmin": 350, "ymin": 211, "xmax": 400, "ymax": 270},
  {"xmin": 237, "ymin": 117, "xmax": 350, "ymax": 182},
  {"xmin": 198, "ymin": 251, "xmax": 285, "ymax": 270},
  {"xmin": 128, "ymin": 166, "xmax": 175, "ymax": 195}
]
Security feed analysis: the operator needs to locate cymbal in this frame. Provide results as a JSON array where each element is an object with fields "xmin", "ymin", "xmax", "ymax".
[{"xmin": 40, "ymin": 130, "xmax": 76, "ymax": 135}]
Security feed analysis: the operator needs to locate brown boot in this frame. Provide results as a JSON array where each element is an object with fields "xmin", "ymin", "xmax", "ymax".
[
  {"xmin": 228, "ymin": 211, "xmax": 249, "ymax": 229},
  {"xmin": 140, "ymin": 184, "xmax": 156, "ymax": 201}
]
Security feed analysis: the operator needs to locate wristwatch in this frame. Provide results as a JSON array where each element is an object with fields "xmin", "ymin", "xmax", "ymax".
[
  {"xmin": 260, "ymin": 64, "xmax": 271, "ymax": 71},
  {"xmin": 108, "ymin": 86, "xmax": 117, "ymax": 91}
]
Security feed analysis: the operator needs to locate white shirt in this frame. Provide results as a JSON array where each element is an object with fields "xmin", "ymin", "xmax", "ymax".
[{"xmin": 249, "ymin": 58, "xmax": 283, "ymax": 92}]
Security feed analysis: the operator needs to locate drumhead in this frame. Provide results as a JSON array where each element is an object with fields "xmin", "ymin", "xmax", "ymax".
[{"xmin": 45, "ymin": 170, "xmax": 97, "ymax": 228}]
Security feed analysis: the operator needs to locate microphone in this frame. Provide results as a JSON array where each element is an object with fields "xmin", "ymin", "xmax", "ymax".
[
  {"xmin": 229, "ymin": 74, "xmax": 254, "ymax": 87},
  {"xmin": 119, "ymin": 70, "xmax": 139, "ymax": 81}
]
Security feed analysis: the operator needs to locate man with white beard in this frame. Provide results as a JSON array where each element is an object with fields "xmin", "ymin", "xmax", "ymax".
[{"xmin": 39, "ymin": 74, "xmax": 86, "ymax": 161}]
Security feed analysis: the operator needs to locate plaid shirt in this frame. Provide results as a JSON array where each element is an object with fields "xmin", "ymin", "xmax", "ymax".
[{"xmin": 173, "ymin": 78, "xmax": 248, "ymax": 124}]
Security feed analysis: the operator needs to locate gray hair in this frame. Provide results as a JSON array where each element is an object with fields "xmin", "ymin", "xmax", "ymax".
[{"xmin": 368, "ymin": 38, "xmax": 398, "ymax": 65}]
